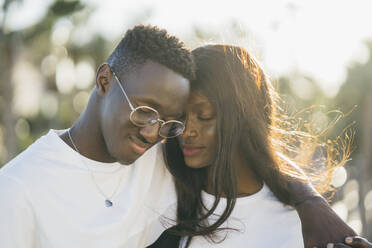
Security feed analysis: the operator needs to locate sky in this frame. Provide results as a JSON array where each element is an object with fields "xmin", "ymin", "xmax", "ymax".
[{"xmin": 3, "ymin": 0, "xmax": 372, "ymax": 97}]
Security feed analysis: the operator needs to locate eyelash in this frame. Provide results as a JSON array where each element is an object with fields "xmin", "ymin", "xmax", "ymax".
[{"xmin": 198, "ymin": 115, "xmax": 214, "ymax": 121}]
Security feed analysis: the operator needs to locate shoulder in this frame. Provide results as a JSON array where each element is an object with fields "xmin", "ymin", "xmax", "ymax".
[
  {"xmin": 0, "ymin": 173, "xmax": 37, "ymax": 246},
  {"xmin": 1, "ymin": 140, "xmax": 43, "ymax": 178},
  {"xmin": 0, "ymin": 130, "xmax": 63, "ymax": 186},
  {"xmin": 260, "ymin": 185, "xmax": 302, "ymax": 221},
  {"xmin": 236, "ymin": 184, "xmax": 302, "ymax": 234},
  {"xmin": 0, "ymin": 173, "xmax": 33, "ymax": 209},
  {"xmin": 260, "ymin": 187, "xmax": 303, "ymax": 242}
]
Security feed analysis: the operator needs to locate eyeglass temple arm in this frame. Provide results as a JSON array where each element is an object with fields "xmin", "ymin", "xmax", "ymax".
[
  {"xmin": 112, "ymin": 71, "xmax": 135, "ymax": 111},
  {"xmin": 100, "ymin": 62, "xmax": 135, "ymax": 110}
]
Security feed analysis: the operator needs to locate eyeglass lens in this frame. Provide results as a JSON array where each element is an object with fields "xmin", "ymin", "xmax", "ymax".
[{"xmin": 130, "ymin": 107, "xmax": 184, "ymax": 138}]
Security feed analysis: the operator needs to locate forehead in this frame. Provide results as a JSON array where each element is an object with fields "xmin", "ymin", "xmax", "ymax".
[
  {"xmin": 187, "ymin": 90, "xmax": 214, "ymax": 109},
  {"xmin": 122, "ymin": 61, "xmax": 190, "ymax": 116}
]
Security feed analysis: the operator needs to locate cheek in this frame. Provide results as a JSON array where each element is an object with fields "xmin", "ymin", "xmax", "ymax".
[
  {"xmin": 101, "ymin": 101, "xmax": 134, "ymax": 152},
  {"xmin": 102, "ymin": 111, "xmax": 129, "ymax": 140},
  {"xmin": 201, "ymin": 121, "xmax": 218, "ymax": 164}
]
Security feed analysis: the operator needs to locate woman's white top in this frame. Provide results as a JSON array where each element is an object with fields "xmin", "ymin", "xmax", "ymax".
[{"xmin": 181, "ymin": 184, "xmax": 304, "ymax": 248}]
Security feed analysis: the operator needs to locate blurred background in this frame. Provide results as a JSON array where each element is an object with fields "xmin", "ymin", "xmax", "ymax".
[{"xmin": 0, "ymin": 0, "xmax": 371, "ymax": 239}]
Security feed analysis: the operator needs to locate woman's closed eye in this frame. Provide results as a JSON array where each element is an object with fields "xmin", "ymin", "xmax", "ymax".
[{"xmin": 198, "ymin": 113, "xmax": 215, "ymax": 121}]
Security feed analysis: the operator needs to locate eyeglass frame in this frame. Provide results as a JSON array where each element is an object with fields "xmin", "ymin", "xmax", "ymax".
[{"xmin": 104, "ymin": 63, "xmax": 186, "ymax": 138}]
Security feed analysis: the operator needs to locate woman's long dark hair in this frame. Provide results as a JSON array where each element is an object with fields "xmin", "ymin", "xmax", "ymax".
[{"xmin": 164, "ymin": 45, "xmax": 352, "ymax": 243}]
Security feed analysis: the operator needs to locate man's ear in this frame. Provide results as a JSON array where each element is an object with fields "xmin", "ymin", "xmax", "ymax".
[{"xmin": 96, "ymin": 63, "xmax": 114, "ymax": 96}]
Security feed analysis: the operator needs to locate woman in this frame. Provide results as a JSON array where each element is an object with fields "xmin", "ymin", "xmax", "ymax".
[{"xmin": 159, "ymin": 45, "xmax": 371, "ymax": 247}]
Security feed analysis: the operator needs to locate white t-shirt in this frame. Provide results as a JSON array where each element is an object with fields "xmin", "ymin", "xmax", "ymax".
[
  {"xmin": 0, "ymin": 130, "xmax": 176, "ymax": 248},
  {"xmin": 181, "ymin": 184, "xmax": 304, "ymax": 248}
]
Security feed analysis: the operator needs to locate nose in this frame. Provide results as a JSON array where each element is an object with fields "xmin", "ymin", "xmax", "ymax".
[
  {"xmin": 182, "ymin": 118, "xmax": 198, "ymax": 139},
  {"xmin": 139, "ymin": 122, "xmax": 161, "ymax": 144}
]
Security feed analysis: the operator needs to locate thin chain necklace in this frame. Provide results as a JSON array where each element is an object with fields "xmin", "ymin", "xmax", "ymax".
[{"xmin": 67, "ymin": 129, "xmax": 124, "ymax": 207}]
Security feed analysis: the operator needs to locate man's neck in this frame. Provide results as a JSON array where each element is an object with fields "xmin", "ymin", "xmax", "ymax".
[{"xmin": 59, "ymin": 93, "xmax": 116, "ymax": 163}]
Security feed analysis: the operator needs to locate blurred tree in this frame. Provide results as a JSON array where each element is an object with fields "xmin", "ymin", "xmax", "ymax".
[
  {"xmin": 0, "ymin": 0, "xmax": 109, "ymax": 164},
  {"xmin": 335, "ymin": 41, "xmax": 372, "ymax": 237},
  {"xmin": 0, "ymin": 0, "xmax": 20, "ymax": 162}
]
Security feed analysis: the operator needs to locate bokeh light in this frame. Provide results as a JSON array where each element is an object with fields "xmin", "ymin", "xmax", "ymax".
[
  {"xmin": 51, "ymin": 19, "xmax": 73, "ymax": 46},
  {"xmin": 343, "ymin": 180, "xmax": 360, "ymax": 211},
  {"xmin": 56, "ymin": 58, "xmax": 75, "ymax": 94},
  {"xmin": 15, "ymin": 118, "xmax": 30, "ymax": 140},
  {"xmin": 332, "ymin": 201, "xmax": 349, "ymax": 221},
  {"xmin": 40, "ymin": 92, "xmax": 59, "ymax": 119},
  {"xmin": 41, "ymin": 55, "xmax": 58, "ymax": 77},
  {"xmin": 75, "ymin": 60, "xmax": 95, "ymax": 89},
  {"xmin": 365, "ymin": 190, "xmax": 372, "ymax": 211},
  {"xmin": 331, "ymin": 167, "xmax": 348, "ymax": 188},
  {"xmin": 73, "ymin": 91, "xmax": 90, "ymax": 114},
  {"xmin": 289, "ymin": 76, "xmax": 315, "ymax": 100},
  {"xmin": 13, "ymin": 61, "xmax": 43, "ymax": 117}
]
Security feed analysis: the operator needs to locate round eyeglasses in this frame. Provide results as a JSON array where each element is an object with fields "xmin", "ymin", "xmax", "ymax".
[{"xmin": 111, "ymin": 67, "xmax": 185, "ymax": 138}]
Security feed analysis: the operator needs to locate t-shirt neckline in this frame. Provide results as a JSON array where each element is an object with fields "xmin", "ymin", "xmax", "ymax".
[
  {"xmin": 47, "ymin": 129, "xmax": 123, "ymax": 173},
  {"xmin": 201, "ymin": 183, "xmax": 269, "ymax": 205}
]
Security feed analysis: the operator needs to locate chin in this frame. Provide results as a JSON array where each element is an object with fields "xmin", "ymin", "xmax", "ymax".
[
  {"xmin": 184, "ymin": 158, "xmax": 209, "ymax": 169},
  {"xmin": 115, "ymin": 156, "xmax": 134, "ymax": 165},
  {"xmin": 113, "ymin": 149, "xmax": 139, "ymax": 165},
  {"xmin": 117, "ymin": 158, "xmax": 135, "ymax": 165}
]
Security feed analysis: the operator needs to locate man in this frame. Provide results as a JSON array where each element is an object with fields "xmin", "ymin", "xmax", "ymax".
[
  {"xmin": 0, "ymin": 25, "xmax": 194, "ymax": 248},
  {"xmin": 0, "ymin": 25, "xmax": 359, "ymax": 248}
]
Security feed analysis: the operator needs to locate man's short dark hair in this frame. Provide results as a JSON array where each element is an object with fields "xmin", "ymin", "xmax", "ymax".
[{"xmin": 107, "ymin": 25, "xmax": 195, "ymax": 81}]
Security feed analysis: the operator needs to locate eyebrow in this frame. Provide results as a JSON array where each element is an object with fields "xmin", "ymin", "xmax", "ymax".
[
  {"xmin": 136, "ymin": 98, "xmax": 161, "ymax": 110},
  {"xmin": 135, "ymin": 97, "xmax": 184, "ymax": 119},
  {"xmin": 193, "ymin": 101, "xmax": 213, "ymax": 109}
]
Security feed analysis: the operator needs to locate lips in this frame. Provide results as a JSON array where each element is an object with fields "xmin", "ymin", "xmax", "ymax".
[
  {"xmin": 129, "ymin": 136, "xmax": 150, "ymax": 154},
  {"xmin": 181, "ymin": 144, "xmax": 204, "ymax": 156}
]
